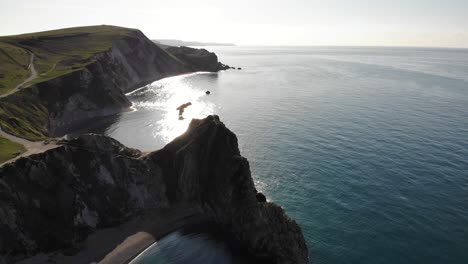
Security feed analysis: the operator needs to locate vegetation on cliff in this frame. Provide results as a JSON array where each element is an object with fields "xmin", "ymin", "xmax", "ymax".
[
  {"xmin": 0, "ymin": 88, "xmax": 49, "ymax": 141},
  {"xmin": 0, "ymin": 26, "xmax": 140, "ymax": 140},
  {"xmin": 0, "ymin": 136, "xmax": 25, "ymax": 163},
  {"xmin": 0, "ymin": 42, "xmax": 30, "ymax": 96},
  {"xmin": 0, "ymin": 25, "xmax": 136, "ymax": 94}
]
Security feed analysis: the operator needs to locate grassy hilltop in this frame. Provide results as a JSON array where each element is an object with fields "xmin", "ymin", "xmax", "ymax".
[{"xmin": 0, "ymin": 25, "xmax": 136, "ymax": 96}]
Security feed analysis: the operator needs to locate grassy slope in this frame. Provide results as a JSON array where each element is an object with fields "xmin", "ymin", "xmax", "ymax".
[
  {"xmin": 0, "ymin": 25, "xmax": 136, "ymax": 95},
  {"xmin": 0, "ymin": 136, "xmax": 26, "ymax": 163},
  {"xmin": 0, "ymin": 25, "xmax": 139, "ymax": 140},
  {"xmin": 0, "ymin": 89, "xmax": 49, "ymax": 141},
  {"xmin": 0, "ymin": 42, "xmax": 30, "ymax": 95}
]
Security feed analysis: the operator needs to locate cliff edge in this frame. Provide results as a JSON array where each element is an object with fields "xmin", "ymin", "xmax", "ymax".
[
  {"xmin": 0, "ymin": 116, "xmax": 308, "ymax": 263},
  {"xmin": 0, "ymin": 26, "xmax": 230, "ymax": 140}
]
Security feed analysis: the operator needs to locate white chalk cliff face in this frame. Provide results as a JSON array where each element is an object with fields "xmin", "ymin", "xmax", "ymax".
[
  {"xmin": 0, "ymin": 29, "xmax": 230, "ymax": 139},
  {"xmin": 45, "ymin": 30, "xmax": 229, "ymax": 136},
  {"xmin": 0, "ymin": 116, "xmax": 308, "ymax": 264}
]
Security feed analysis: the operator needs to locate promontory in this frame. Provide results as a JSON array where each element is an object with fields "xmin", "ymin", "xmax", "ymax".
[{"xmin": 0, "ymin": 25, "xmax": 309, "ymax": 263}]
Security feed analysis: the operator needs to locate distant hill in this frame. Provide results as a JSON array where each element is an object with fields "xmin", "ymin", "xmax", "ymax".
[{"xmin": 154, "ymin": 39, "xmax": 235, "ymax": 47}]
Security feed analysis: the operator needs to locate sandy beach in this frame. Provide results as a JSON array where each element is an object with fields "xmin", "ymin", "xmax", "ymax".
[{"xmin": 17, "ymin": 205, "xmax": 207, "ymax": 264}]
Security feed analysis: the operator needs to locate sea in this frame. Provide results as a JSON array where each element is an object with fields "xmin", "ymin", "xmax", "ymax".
[{"xmin": 84, "ymin": 46, "xmax": 468, "ymax": 264}]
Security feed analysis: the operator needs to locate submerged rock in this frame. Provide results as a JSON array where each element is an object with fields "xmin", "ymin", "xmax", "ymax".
[{"xmin": 0, "ymin": 116, "xmax": 308, "ymax": 263}]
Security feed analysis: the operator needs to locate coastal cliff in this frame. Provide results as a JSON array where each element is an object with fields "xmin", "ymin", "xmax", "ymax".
[
  {"xmin": 163, "ymin": 45, "xmax": 231, "ymax": 72},
  {"xmin": 0, "ymin": 116, "xmax": 308, "ymax": 263},
  {"xmin": 0, "ymin": 26, "xmax": 229, "ymax": 140}
]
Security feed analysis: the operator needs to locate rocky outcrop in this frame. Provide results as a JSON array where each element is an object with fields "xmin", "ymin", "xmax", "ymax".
[
  {"xmin": 164, "ymin": 46, "xmax": 231, "ymax": 72},
  {"xmin": 0, "ymin": 116, "xmax": 308, "ymax": 263},
  {"xmin": 0, "ymin": 28, "xmax": 230, "ymax": 140}
]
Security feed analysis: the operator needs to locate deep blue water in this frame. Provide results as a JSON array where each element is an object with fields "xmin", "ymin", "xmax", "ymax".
[{"xmin": 89, "ymin": 47, "xmax": 468, "ymax": 263}]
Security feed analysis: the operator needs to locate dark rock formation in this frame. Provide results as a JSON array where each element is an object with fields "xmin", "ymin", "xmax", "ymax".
[
  {"xmin": 256, "ymin": 192, "xmax": 267, "ymax": 203},
  {"xmin": 165, "ymin": 46, "xmax": 231, "ymax": 72},
  {"xmin": 176, "ymin": 102, "xmax": 192, "ymax": 120},
  {"xmin": 206, "ymin": 91, "xmax": 211, "ymax": 95},
  {"xmin": 176, "ymin": 102, "xmax": 192, "ymax": 111},
  {"xmin": 0, "ymin": 116, "xmax": 308, "ymax": 263}
]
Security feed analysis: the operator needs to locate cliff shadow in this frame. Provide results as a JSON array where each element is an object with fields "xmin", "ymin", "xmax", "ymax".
[{"xmin": 64, "ymin": 112, "xmax": 123, "ymax": 139}]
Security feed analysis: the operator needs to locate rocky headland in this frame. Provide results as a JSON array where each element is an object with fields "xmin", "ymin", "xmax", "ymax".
[
  {"xmin": 0, "ymin": 25, "xmax": 308, "ymax": 263},
  {"xmin": 0, "ymin": 26, "xmax": 230, "ymax": 140},
  {"xmin": 0, "ymin": 116, "xmax": 308, "ymax": 263}
]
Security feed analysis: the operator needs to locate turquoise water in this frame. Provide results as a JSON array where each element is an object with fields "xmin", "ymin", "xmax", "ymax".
[{"xmin": 89, "ymin": 47, "xmax": 468, "ymax": 263}]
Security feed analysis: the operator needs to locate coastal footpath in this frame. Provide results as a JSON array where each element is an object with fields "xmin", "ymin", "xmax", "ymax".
[
  {"xmin": 0, "ymin": 116, "xmax": 309, "ymax": 263},
  {"xmin": 0, "ymin": 25, "xmax": 230, "ymax": 142}
]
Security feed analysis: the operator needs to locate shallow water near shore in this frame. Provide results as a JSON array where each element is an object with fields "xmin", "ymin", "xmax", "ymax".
[
  {"xmin": 129, "ymin": 232, "xmax": 233, "ymax": 264},
  {"xmin": 85, "ymin": 46, "xmax": 468, "ymax": 264},
  {"xmin": 128, "ymin": 221, "xmax": 260, "ymax": 264}
]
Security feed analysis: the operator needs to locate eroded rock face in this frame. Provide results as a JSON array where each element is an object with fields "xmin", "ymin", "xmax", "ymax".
[
  {"xmin": 0, "ymin": 30, "xmax": 230, "ymax": 139},
  {"xmin": 45, "ymin": 31, "xmax": 230, "ymax": 136},
  {"xmin": 0, "ymin": 135, "xmax": 168, "ymax": 260},
  {"xmin": 0, "ymin": 116, "xmax": 308, "ymax": 263}
]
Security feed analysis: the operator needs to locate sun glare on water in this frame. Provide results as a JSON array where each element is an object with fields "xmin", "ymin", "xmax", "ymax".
[{"xmin": 128, "ymin": 73, "xmax": 216, "ymax": 144}]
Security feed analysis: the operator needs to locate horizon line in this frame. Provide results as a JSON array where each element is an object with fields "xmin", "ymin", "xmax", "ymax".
[{"xmin": 200, "ymin": 44, "xmax": 468, "ymax": 50}]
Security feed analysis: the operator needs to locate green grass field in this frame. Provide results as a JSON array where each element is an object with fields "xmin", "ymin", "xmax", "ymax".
[
  {"xmin": 0, "ymin": 136, "xmax": 26, "ymax": 163},
  {"xmin": 0, "ymin": 25, "xmax": 137, "ymax": 96}
]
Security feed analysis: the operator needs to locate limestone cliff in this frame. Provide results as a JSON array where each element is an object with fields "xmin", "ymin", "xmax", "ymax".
[
  {"xmin": 0, "ymin": 27, "xmax": 230, "ymax": 140},
  {"xmin": 0, "ymin": 116, "xmax": 308, "ymax": 263},
  {"xmin": 163, "ymin": 45, "xmax": 231, "ymax": 72}
]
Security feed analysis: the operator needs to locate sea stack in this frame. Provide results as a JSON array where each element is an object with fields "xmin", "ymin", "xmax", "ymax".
[{"xmin": 176, "ymin": 102, "xmax": 192, "ymax": 119}]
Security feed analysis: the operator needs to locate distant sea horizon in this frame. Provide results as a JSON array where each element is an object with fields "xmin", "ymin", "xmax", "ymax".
[{"xmin": 207, "ymin": 44, "xmax": 468, "ymax": 51}]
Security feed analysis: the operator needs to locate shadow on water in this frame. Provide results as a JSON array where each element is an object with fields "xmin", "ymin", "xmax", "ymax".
[{"xmin": 65, "ymin": 112, "xmax": 123, "ymax": 138}]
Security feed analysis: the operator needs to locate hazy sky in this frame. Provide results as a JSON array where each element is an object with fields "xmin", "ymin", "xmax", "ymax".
[{"xmin": 1, "ymin": 0, "xmax": 467, "ymax": 47}]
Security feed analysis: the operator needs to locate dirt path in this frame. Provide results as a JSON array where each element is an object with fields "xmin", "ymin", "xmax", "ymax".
[
  {"xmin": 0, "ymin": 52, "xmax": 38, "ymax": 99},
  {"xmin": 0, "ymin": 127, "xmax": 59, "ymax": 166},
  {"xmin": 0, "ymin": 53, "xmax": 60, "ymax": 166}
]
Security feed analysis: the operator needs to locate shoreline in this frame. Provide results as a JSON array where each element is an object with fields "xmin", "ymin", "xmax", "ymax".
[{"xmin": 17, "ymin": 205, "xmax": 209, "ymax": 264}]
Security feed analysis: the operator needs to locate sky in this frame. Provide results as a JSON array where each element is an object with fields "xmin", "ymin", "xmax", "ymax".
[{"xmin": 1, "ymin": 0, "xmax": 467, "ymax": 47}]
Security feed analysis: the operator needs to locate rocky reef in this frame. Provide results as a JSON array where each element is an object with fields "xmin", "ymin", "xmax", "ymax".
[
  {"xmin": 0, "ymin": 27, "xmax": 230, "ymax": 140},
  {"xmin": 0, "ymin": 116, "xmax": 308, "ymax": 263}
]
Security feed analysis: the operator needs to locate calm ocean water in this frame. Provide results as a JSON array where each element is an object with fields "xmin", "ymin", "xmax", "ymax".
[{"xmin": 86, "ymin": 46, "xmax": 468, "ymax": 264}]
